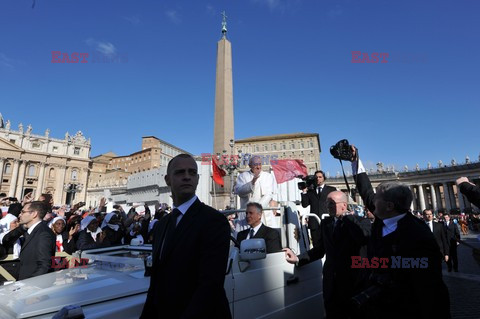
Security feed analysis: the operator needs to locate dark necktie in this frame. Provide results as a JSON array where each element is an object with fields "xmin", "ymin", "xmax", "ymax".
[
  {"xmin": 249, "ymin": 228, "xmax": 255, "ymax": 239},
  {"xmin": 21, "ymin": 231, "xmax": 29, "ymax": 245},
  {"xmin": 160, "ymin": 209, "xmax": 181, "ymax": 261}
]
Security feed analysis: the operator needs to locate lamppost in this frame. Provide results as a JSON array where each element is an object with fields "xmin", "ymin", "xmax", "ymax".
[
  {"xmin": 64, "ymin": 183, "xmax": 83, "ymax": 206},
  {"xmin": 216, "ymin": 139, "xmax": 243, "ymax": 209}
]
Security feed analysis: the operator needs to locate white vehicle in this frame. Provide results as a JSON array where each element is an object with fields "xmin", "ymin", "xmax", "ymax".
[{"xmin": 0, "ymin": 203, "xmax": 323, "ymax": 319}]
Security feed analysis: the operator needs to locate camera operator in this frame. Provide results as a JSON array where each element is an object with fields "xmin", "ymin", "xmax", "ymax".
[
  {"xmin": 348, "ymin": 144, "xmax": 450, "ymax": 318},
  {"xmin": 300, "ymin": 170, "xmax": 336, "ymax": 247}
]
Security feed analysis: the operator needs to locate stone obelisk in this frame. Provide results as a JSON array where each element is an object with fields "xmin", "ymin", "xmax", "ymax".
[
  {"xmin": 213, "ymin": 12, "xmax": 234, "ymax": 155},
  {"xmin": 212, "ymin": 12, "xmax": 235, "ymax": 209}
]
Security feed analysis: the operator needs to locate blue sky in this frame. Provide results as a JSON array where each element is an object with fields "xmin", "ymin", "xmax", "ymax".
[{"xmin": 1, "ymin": 0, "xmax": 479, "ymax": 176}]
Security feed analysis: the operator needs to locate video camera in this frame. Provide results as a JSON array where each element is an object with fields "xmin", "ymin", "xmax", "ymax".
[
  {"xmin": 330, "ymin": 139, "xmax": 354, "ymax": 161},
  {"xmin": 297, "ymin": 175, "xmax": 317, "ymax": 191}
]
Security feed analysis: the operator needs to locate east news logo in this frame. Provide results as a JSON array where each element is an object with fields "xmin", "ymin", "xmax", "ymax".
[{"xmin": 351, "ymin": 256, "xmax": 428, "ymax": 268}]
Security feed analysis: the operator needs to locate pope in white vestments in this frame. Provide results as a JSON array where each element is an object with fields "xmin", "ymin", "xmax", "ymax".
[{"xmin": 234, "ymin": 156, "xmax": 277, "ymax": 231}]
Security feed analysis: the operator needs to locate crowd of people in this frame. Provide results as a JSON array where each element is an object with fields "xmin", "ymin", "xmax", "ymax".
[
  {"xmin": 0, "ymin": 151, "xmax": 479, "ymax": 319},
  {"xmin": 0, "ymin": 192, "xmax": 172, "ymax": 282}
]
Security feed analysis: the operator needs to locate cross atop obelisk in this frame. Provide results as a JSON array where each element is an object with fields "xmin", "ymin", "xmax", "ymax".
[{"xmin": 221, "ymin": 11, "xmax": 228, "ymax": 38}]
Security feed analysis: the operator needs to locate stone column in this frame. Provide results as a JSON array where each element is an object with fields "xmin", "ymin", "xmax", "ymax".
[
  {"xmin": 410, "ymin": 186, "xmax": 416, "ymax": 210},
  {"xmin": 457, "ymin": 186, "xmax": 466, "ymax": 212},
  {"xmin": 418, "ymin": 184, "xmax": 426, "ymax": 212},
  {"xmin": 442, "ymin": 183, "xmax": 451, "ymax": 212},
  {"xmin": 8, "ymin": 160, "xmax": 21, "ymax": 197},
  {"xmin": 429, "ymin": 184, "xmax": 438, "ymax": 212},
  {"xmin": 434, "ymin": 184, "xmax": 443, "ymax": 210},
  {"xmin": 15, "ymin": 161, "xmax": 27, "ymax": 199},
  {"xmin": 54, "ymin": 165, "xmax": 67, "ymax": 205},
  {"xmin": 0, "ymin": 158, "xmax": 5, "ymax": 189},
  {"xmin": 37, "ymin": 163, "xmax": 46, "ymax": 196}
]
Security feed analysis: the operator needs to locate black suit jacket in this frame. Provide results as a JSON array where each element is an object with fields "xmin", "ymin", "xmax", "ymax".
[
  {"xmin": 18, "ymin": 221, "xmax": 56, "ymax": 280},
  {"xmin": 443, "ymin": 221, "xmax": 460, "ymax": 244},
  {"xmin": 301, "ymin": 185, "xmax": 336, "ymax": 229},
  {"xmin": 354, "ymin": 172, "xmax": 450, "ymax": 318},
  {"xmin": 298, "ymin": 214, "xmax": 371, "ymax": 306},
  {"xmin": 237, "ymin": 224, "xmax": 282, "ymax": 253},
  {"xmin": 430, "ymin": 221, "xmax": 449, "ymax": 256},
  {"xmin": 140, "ymin": 199, "xmax": 231, "ymax": 319}
]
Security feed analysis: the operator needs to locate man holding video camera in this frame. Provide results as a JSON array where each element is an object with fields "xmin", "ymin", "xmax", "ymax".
[{"xmin": 300, "ymin": 170, "xmax": 336, "ymax": 247}]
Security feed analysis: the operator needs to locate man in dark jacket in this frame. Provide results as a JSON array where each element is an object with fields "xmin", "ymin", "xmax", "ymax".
[
  {"xmin": 350, "ymin": 145, "xmax": 450, "ymax": 318},
  {"xmin": 301, "ymin": 170, "xmax": 336, "ymax": 247},
  {"xmin": 423, "ymin": 209, "xmax": 449, "ymax": 262},
  {"xmin": 17, "ymin": 201, "xmax": 56, "ymax": 280},
  {"xmin": 237, "ymin": 202, "xmax": 282, "ymax": 253},
  {"xmin": 285, "ymin": 190, "xmax": 371, "ymax": 318},
  {"xmin": 443, "ymin": 213, "xmax": 461, "ymax": 272},
  {"xmin": 140, "ymin": 154, "xmax": 231, "ymax": 319}
]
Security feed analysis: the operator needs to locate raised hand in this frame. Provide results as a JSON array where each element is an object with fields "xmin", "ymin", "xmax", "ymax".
[{"xmin": 22, "ymin": 191, "xmax": 34, "ymax": 206}]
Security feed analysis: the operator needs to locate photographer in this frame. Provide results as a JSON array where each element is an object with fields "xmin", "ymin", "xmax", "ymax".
[
  {"xmin": 348, "ymin": 144, "xmax": 450, "ymax": 318},
  {"xmin": 300, "ymin": 170, "xmax": 336, "ymax": 247}
]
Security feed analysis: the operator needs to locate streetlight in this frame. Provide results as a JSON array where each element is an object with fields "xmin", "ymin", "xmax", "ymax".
[
  {"xmin": 216, "ymin": 139, "xmax": 243, "ymax": 208},
  {"xmin": 64, "ymin": 183, "xmax": 83, "ymax": 206}
]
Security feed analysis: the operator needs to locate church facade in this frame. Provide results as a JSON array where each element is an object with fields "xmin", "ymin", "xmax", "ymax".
[{"xmin": 0, "ymin": 117, "xmax": 90, "ymax": 205}]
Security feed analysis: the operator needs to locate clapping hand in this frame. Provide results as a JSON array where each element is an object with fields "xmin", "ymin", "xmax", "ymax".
[{"xmin": 69, "ymin": 224, "xmax": 80, "ymax": 240}]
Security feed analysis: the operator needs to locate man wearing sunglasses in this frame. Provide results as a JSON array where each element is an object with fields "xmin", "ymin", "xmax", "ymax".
[{"xmin": 17, "ymin": 201, "xmax": 56, "ymax": 280}]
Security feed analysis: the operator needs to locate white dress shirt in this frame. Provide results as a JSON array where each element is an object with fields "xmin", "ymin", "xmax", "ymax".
[
  {"xmin": 426, "ymin": 220, "xmax": 433, "ymax": 232},
  {"xmin": 27, "ymin": 220, "xmax": 42, "ymax": 234},
  {"xmin": 382, "ymin": 213, "xmax": 407, "ymax": 237},
  {"xmin": 172, "ymin": 195, "xmax": 198, "ymax": 226}
]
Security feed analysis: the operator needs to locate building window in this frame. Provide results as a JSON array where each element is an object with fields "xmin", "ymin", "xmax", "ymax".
[
  {"xmin": 300, "ymin": 142, "xmax": 304, "ymax": 148},
  {"xmin": 263, "ymin": 144, "xmax": 268, "ymax": 151},
  {"xmin": 10, "ymin": 139, "xmax": 16, "ymax": 144},
  {"xmin": 290, "ymin": 142, "xmax": 295, "ymax": 149},
  {"xmin": 4, "ymin": 164, "xmax": 12, "ymax": 174},
  {"xmin": 71, "ymin": 169, "xmax": 78, "ymax": 180},
  {"xmin": 74, "ymin": 147, "xmax": 80, "ymax": 155},
  {"xmin": 52, "ymin": 146, "xmax": 58, "ymax": 153},
  {"xmin": 310, "ymin": 140, "xmax": 314, "ymax": 148},
  {"xmin": 32, "ymin": 142, "xmax": 41, "ymax": 149},
  {"xmin": 282, "ymin": 143, "xmax": 286, "ymax": 150},
  {"xmin": 255, "ymin": 145, "xmax": 259, "ymax": 152},
  {"xmin": 272, "ymin": 144, "xmax": 277, "ymax": 151},
  {"xmin": 49, "ymin": 168, "xmax": 55, "ymax": 179},
  {"xmin": 27, "ymin": 165, "xmax": 36, "ymax": 176}
]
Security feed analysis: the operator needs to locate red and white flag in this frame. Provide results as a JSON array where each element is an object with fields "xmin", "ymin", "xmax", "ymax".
[{"xmin": 270, "ymin": 159, "xmax": 308, "ymax": 184}]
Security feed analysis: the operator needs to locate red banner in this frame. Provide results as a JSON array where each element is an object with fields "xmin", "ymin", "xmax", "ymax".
[
  {"xmin": 212, "ymin": 157, "xmax": 226, "ymax": 186},
  {"xmin": 270, "ymin": 159, "xmax": 308, "ymax": 184}
]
